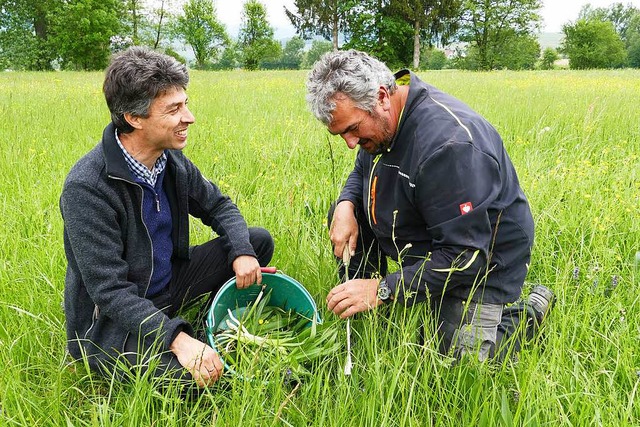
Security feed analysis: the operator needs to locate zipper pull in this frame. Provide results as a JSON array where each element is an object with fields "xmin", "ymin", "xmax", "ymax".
[{"xmin": 155, "ymin": 194, "xmax": 160, "ymax": 212}]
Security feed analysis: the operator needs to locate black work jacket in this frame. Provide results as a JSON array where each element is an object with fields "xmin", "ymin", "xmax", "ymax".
[{"xmin": 339, "ymin": 71, "xmax": 534, "ymax": 304}]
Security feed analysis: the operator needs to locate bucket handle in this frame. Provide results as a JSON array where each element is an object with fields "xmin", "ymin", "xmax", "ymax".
[{"xmin": 260, "ymin": 266, "xmax": 277, "ymax": 274}]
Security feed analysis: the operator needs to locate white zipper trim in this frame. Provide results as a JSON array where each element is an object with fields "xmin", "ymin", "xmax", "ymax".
[
  {"xmin": 83, "ymin": 305, "xmax": 100, "ymax": 339},
  {"xmin": 107, "ymin": 175, "xmax": 154, "ymax": 298},
  {"xmin": 108, "ymin": 174, "xmax": 156, "ymax": 353},
  {"xmin": 429, "ymin": 95, "xmax": 473, "ymax": 141}
]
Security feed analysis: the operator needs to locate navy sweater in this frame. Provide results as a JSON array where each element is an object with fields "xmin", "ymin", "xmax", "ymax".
[{"xmin": 136, "ymin": 171, "xmax": 172, "ymax": 297}]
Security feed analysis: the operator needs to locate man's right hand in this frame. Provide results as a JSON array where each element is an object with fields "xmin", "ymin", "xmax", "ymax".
[
  {"xmin": 170, "ymin": 331, "xmax": 224, "ymax": 387},
  {"xmin": 330, "ymin": 200, "xmax": 359, "ymax": 258}
]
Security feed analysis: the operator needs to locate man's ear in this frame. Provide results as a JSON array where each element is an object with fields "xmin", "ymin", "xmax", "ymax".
[
  {"xmin": 378, "ymin": 86, "xmax": 391, "ymax": 110},
  {"xmin": 124, "ymin": 112, "xmax": 143, "ymax": 130}
]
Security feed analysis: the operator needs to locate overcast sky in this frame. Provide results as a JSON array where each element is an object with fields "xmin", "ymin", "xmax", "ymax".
[{"xmin": 213, "ymin": 0, "xmax": 640, "ymax": 38}]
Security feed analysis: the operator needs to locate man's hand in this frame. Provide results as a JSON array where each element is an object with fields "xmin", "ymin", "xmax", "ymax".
[
  {"xmin": 232, "ymin": 255, "xmax": 261, "ymax": 289},
  {"xmin": 326, "ymin": 278, "xmax": 382, "ymax": 318},
  {"xmin": 330, "ymin": 200, "xmax": 359, "ymax": 258},
  {"xmin": 170, "ymin": 331, "xmax": 224, "ymax": 387}
]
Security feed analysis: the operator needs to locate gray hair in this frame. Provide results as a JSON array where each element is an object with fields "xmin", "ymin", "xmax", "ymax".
[
  {"xmin": 103, "ymin": 46, "xmax": 189, "ymax": 133},
  {"xmin": 306, "ymin": 49, "xmax": 397, "ymax": 125}
]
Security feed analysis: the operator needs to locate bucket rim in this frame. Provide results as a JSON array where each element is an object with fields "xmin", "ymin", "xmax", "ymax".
[{"xmin": 204, "ymin": 271, "xmax": 321, "ymax": 378}]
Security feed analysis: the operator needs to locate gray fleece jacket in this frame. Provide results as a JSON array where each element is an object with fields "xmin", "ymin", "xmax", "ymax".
[{"xmin": 60, "ymin": 122, "xmax": 256, "ymax": 372}]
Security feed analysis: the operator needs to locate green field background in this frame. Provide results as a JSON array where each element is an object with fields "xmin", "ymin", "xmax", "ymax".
[{"xmin": 0, "ymin": 69, "xmax": 638, "ymax": 425}]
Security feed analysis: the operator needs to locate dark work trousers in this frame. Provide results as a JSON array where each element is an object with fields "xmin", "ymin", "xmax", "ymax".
[
  {"xmin": 121, "ymin": 227, "xmax": 274, "ymax": 385},
  {"xmin": 328, "ymin": 203, "xmax": 540, "ymax": 362}
]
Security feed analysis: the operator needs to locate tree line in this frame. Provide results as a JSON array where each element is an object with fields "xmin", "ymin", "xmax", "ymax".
[{"xmin": 1, "ymin": 0, "xmax": 638, "ymax": 71}]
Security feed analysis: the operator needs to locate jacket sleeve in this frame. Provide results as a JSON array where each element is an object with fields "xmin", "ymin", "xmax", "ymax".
[
  {"xmin": 182, "ymin": 159, "xmax": 257, "ymax": 266},
  {"xmin": 60, "ymin": 178, "xmax": 190, "ymax": 350},
  {"xmin": 337, "ymin": 151, "xmax": 364, "ymax": 207},
  {"xmin": 385, "ymin": 141, "xmax": 502, "ymax": 303}
]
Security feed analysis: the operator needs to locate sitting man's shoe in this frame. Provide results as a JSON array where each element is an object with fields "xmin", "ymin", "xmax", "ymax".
[{"xmin": 527, "ymin": 285, "xmax": 555, "ymax": 323}]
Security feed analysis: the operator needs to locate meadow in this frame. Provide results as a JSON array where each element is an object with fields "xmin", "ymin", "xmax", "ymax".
[{"xmin": 0, "ymin": 68, "xmax": 638, "ymax": 426}]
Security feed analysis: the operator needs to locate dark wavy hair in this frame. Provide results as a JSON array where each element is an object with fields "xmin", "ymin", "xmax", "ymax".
[{"xmin": 103, "ymin": 46, "xmax": 189, "ymax": 133}]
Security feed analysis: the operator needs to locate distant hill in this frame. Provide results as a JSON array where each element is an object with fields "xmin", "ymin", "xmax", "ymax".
[{"xmin": 538, "ymin": 32, "xmax": 564, "ymax": 50}]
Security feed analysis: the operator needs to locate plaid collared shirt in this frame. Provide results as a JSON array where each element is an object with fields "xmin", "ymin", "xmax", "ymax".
[{"xmin": 115, "ymin": 130, "xmax": 167, "ymax": 187}]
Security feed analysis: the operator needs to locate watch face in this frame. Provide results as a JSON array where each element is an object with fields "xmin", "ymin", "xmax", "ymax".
[{"xmin": 378, "ymin": 283, "xmax": 391, "ymax": 300}]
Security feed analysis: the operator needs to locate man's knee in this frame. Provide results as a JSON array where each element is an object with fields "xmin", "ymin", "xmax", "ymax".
[
  {"xmin": 432, "ymin": 297, "xmax": 502, "ymax": 362},
  {"xmin": 248, "ymin": 227, "xmax": 274, "ymax": 265},
  {"xmin": 109, "ymin": 333, "xmax": 191, "ymax": 384},
  {"xmin": 452, "ymin": 302, "xmax": 502, "ymax": 361}
]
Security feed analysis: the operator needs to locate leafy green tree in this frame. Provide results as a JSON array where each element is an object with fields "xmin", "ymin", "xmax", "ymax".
[
  {"xmin": 578, "ymin": 2, "xmax": 639, "ymax": 43},
  {"xmin": 120, "ymin": 0, "xmax": 174, "ymax": 49},
  {"xmin": 174, "ymin": 0, "xmax": 228, "ymax": 69},
  {"xmin": 342, "ymin": 0, "xmax": 414, "ymax": 69},
  {"xmin": 576, "ymin": 2, "xmax": 640, "ymax": 68},
  {"xmin": 628, "ymin": 36, "xmax": 640, "ymax": 67},
  {"xmin": 164, "ymin": 46, "xmax": 186, "ymax": 64},
  {"xmin": 561, "ymin": 19, "xmax": 627, "ymax": 69},
  {"xmin": 215, "ymin": 42, "xmax": 240, "ymax": 70},
  {"xmin": 540, "ymin": 47, "xmax": 558, "ymax": 70},
  {"xmin": 455, "ymin": 33, "xmax": 539, "ymax": 71},
  {"xmin": 493, "ymin": 32, "xmax": 540, "ymax": 70},
  {"xmin": 302, "ymin": 39, "xmax": 333, "ymax": 68},
  {"xmin": 281, "ymin": 36, "xmax": 305, "ymax": 69},
  {"xmin": 390, "ymin": 0, "xmax": 461, "ymax": 69},
  {"xmin": 627, "ymin": 13, "xmax": 640, "ymax": 67},
  {"xmin": 148, "ymin": 0, "xmax": 171, "ymax": 49},
  {"xmin": 285, "ymin": 0, "xmax": 355, "ymax": 50},
  {"xmin": 578, "ymin": 4, "xmax": 610, "ymax": 21},
  {"xmin": 260, "ymin": 42, "xmax": 283, "ymax": 69},
  {"xmin": 238, "ymin": 0, "xmax": 280, "ymax": 70},
  {"xmin": 451, "ymin": 45, "xmax": 480, "ymax": 70},
  {"xmin": 122, "ymin": 0, "xmax": 147, "ymax": 45},
  {"xmin": 0, "ymin": 50, "xmax": 7, "ymax": 70},
  {"xmin": 48, "ymin": 0, "xmax": 122, "ymax": 70},
  {"xmin": 0, "ymin": 0, "xmax": 57, "ymax": 70},
  {"xmin": 458, "ymin": 0, "xmax": 542, "ymax": 71},
  {"xmin": 420, "ymin": 47, "xmax": 448, "ymax": 70}
]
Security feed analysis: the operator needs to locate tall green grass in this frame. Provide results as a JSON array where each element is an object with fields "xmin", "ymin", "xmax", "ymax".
[{"xmin": 0, "ymin": 69, "xmax": 638, "ymax": 426}]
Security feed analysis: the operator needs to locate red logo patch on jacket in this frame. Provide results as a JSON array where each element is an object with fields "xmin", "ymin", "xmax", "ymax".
[{"xmin": 459, "ymin": 202, "xmax": 473, "ymax": 215}]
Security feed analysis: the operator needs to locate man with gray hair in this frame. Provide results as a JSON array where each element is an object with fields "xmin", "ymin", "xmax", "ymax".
[
  {"xmin": 60, "ymin": 46, "xmax": 273, "ymax": 388},
  {"xmin": 308, "ymin": 49, "xmax": 553, "ymax": 360}
]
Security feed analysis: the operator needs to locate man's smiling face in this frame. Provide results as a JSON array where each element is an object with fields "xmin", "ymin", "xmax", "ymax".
[{"xmin": 137, "ymin": 86, "xmax": 195, "ymax": 153}]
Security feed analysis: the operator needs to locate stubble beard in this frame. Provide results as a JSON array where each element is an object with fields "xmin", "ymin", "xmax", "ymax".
[{"xmin": 361, "ymin": 112, "xmax": 395, "ymax": 155}]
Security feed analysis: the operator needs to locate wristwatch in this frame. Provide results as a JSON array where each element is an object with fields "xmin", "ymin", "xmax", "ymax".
[{"xmin": 377, "ymin": 278, "xmax": 391, "ymax": 302}]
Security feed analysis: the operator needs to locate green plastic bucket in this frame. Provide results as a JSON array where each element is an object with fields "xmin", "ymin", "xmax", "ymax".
[{"xmin": 205, "ymin": 271, "xmax": 321, "ymax": 375}]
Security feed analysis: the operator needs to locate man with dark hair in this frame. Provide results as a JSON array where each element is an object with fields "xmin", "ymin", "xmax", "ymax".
[
  {"xmin": 60, "ymin": 46, "xmax": 274, "ymax": 387},
  {"xmin": 307, "ymin": 49, "xmax": 553, "ymax": 360}
]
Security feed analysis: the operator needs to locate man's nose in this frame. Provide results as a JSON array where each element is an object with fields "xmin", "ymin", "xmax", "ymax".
[
  {"xmin": 341, "ymin": 133, "xmax": 359, "ymax": 149},
  {"xmin": 182, "ymin": 107, "xmax": 195, "ymax": 124}
]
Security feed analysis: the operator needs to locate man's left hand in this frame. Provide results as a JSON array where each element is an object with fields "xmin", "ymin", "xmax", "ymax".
[
  {"xmin": 232, "ymin": 255, "xmax": 262, "ymax": 289},
  {"xmin": 170, "ymin": 332, "xmax": 224, "ymax": 387},
  {"xmin": 326, "ymin": 278, "xmax": 382, "ymax": 318}
]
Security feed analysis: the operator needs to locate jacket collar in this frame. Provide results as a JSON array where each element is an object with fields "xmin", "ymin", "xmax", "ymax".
[
  {"xmin": 385, "ymin": 70, "xmax": 428, "ymax": 153},
  {"xmin": 102, "ymin": 122, "xmax": 134, "ymax": 180},
  {"xmin": 101, "ymin": 122, "xmax": 181, "ymax": 179}
]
